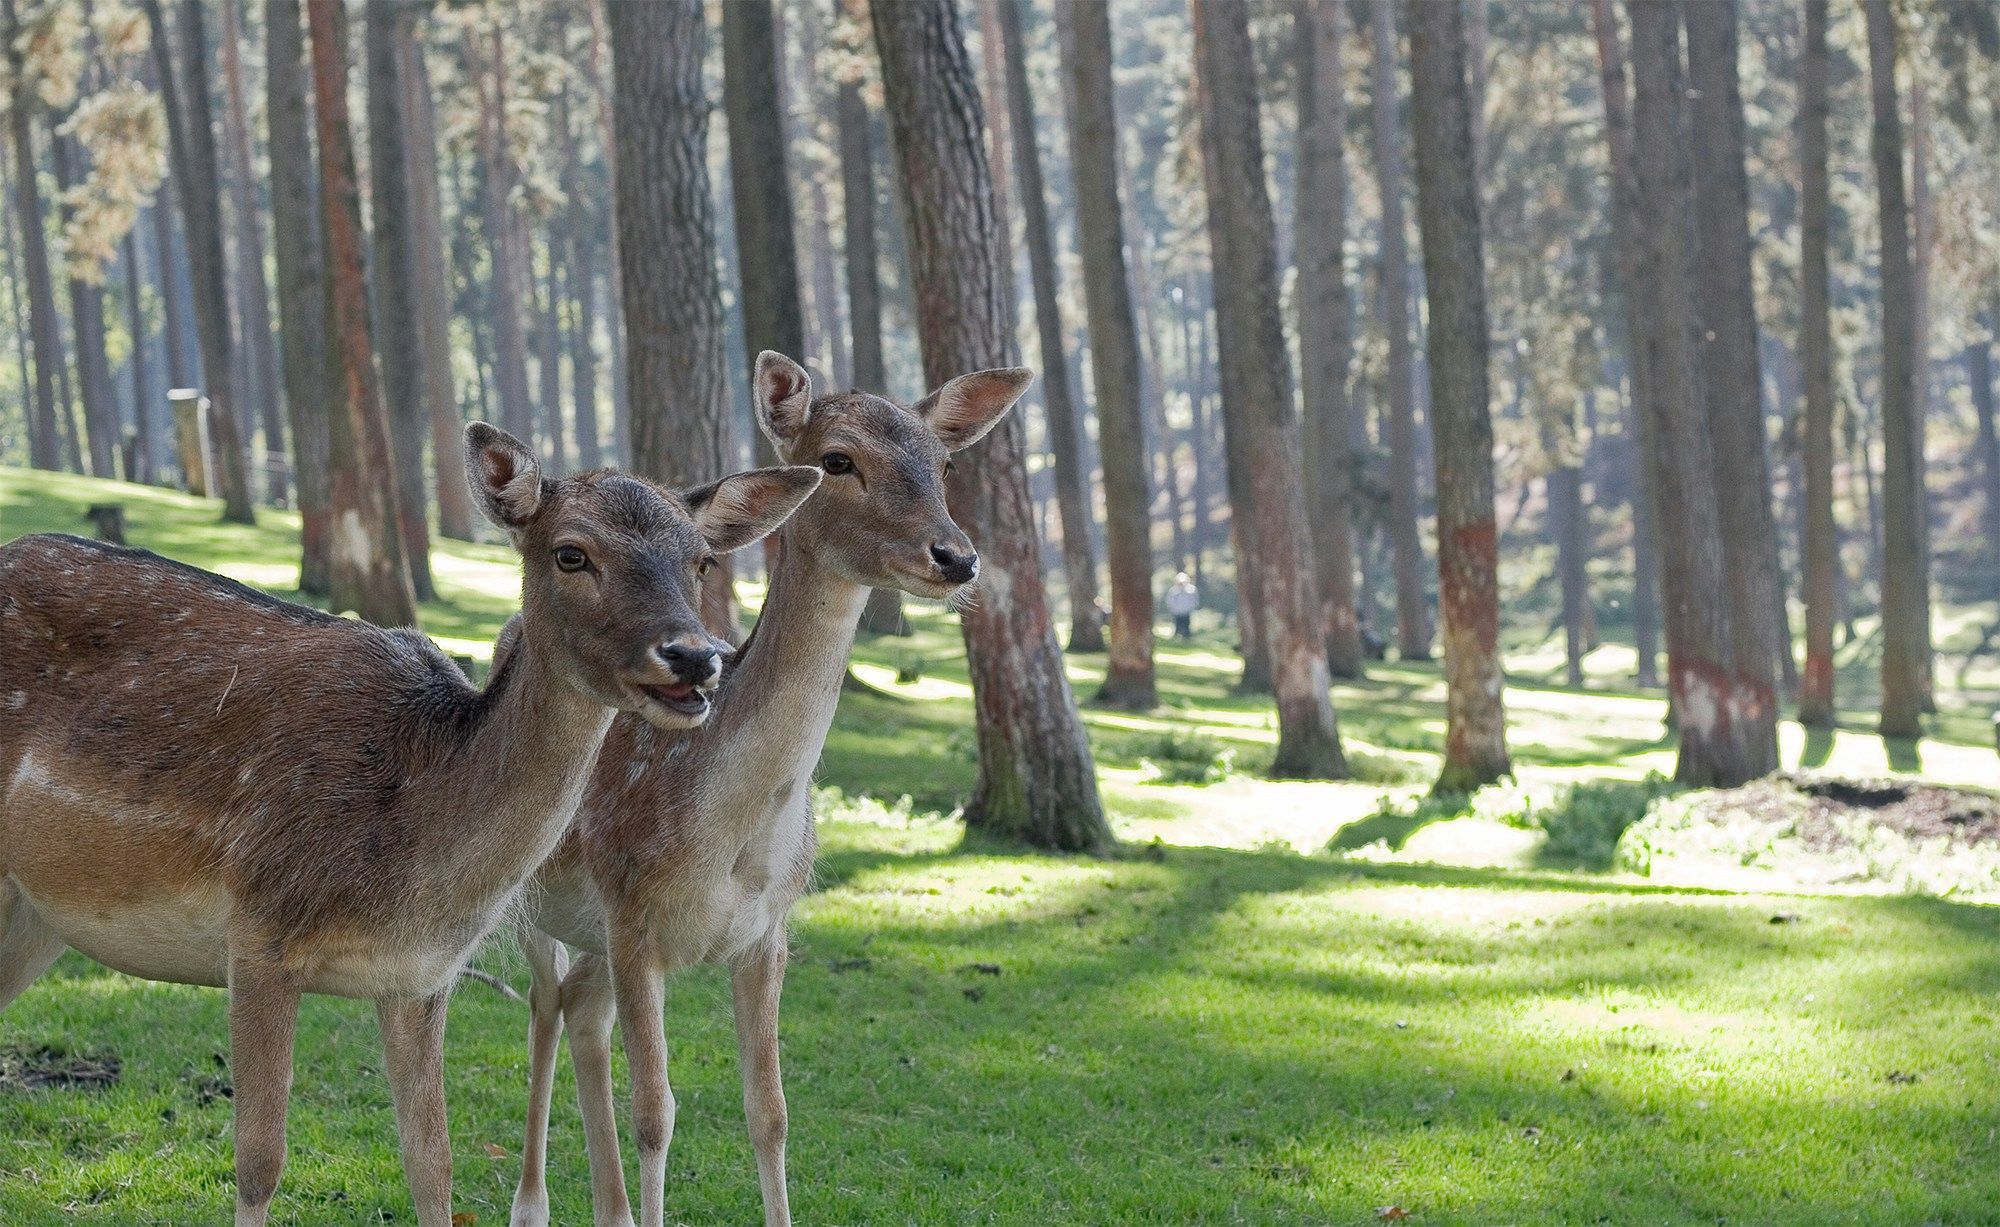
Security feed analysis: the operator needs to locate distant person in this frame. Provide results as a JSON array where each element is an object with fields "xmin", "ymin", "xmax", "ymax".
[{"xmin": 1166, "ymin": 572, "xmax": 1200, "ymax": 640}]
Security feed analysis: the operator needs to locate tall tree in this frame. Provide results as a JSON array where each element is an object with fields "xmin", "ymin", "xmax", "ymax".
[
  {"xmin": 1407, "ymin": 0, "xmax": 1508, "ymax": 791},
  {"xmin": 49, "ymin": 135, "xmax": 119, "ymax": 478},
  {"xmin": 1970, "ymin": 330, "xmax": 2000, "ymax": 596},
  {"xmin": 794, "ymin": 0, "xmax": 849, "ymax": 387},
  {"xmin": 1368, "ymin": 0, "xmax": 1431, "ymax": 661},
  {"xmin": 585, "ymin": 0, "xmax": 628, "ymax": 460},
  {"xmin": 218, "ymin": 0, "xmax": 287, "ymax": 503},
  {"xmin": 1629, "ymin": 0, "xmax": 1758, "ymax": 786},
  {"xmin": 1798, "ymin": 0, "xmax": 1839, "ymax": 727},
  {"xmin": 122, "ymin": 231, "xmax": 153, "ymax": 481},
  {"xmin": 146, "ymin": 0, "xmax": 255, "ymax": 523},
  {"xmin": 1864, "ymin": 0, "xmax": 1927, "ymax": 738},
  {"xmin": 1685, "ymin": 0, "xmax": 1778, "ymax": 774},
  {"xmin": 4, "ymin": 0, "xmax": 64, "ymax": 471},
  {"xmin": 267, "ymin": 0, "xmax": 332, "ymax": 594},
  {"xmin": 1191, "ymin": 0, "xmax": 1348, "ymax": 779},
  {"xmin": 871, "ymin": 0, "xmax": 1112, "ymax": 848},
  {"xmin": 469, "ymin": 14, "xmax": 535, "ymax": 448},
  {"xmin": 307, "ymin": 0, "xmax": 419, "ymax": 627},
  {"xmin": 1055, "ymin": 0, "xmax": 1156, "ymax": 708},
  {"xmin": 989, "ymin": 0, "xmax": 1103, "ymax": 655},
  {"xmin": 1295, "ymin": 0, "xmax": 1364, "ymax": 678},
  {"xmin": 610, "ymin": 0, "xmax": 738, "ymax": 636},
  {"xmin": 364, "ymin": 1, "xmax": 435, "ymax": 599}
]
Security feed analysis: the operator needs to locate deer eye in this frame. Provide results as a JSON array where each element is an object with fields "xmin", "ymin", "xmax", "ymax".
[
  {"xmin": 697, "ymin": 555, "xmax": 716, "ymax": 578},
  {"xmin": 821, "ymin": 451, "xmax": 854, "ymax": 475},
  {"xmin": 943, "ymin": 459, "xmax": 956, "ymax": 478},
  {"xmin": 554, "ymin": 545, "xmax": 590, "ymax": 573}
]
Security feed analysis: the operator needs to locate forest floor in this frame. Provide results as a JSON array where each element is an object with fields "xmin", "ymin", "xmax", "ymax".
[{"xmin": 3, "ymin": 467, "xmax": 1999, "ymax": 1224}]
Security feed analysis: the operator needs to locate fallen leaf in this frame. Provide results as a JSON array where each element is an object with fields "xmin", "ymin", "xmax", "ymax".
[
  {"xmin": 1377, "ymin": 1206, "xmax": 1411, "ymax": 1222},
  {"xmin": 451, "ymin": 1215, "xmax": 477, "ymax": 1226},
  {"xmin": 481, "ymin": 1142, "xmax": 509, "ymax": 1160}
]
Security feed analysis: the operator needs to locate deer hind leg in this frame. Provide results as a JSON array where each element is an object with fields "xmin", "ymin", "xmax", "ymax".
[
  {"xmin": 377, "ymin": 990, "xmax": 455, "ymax": 1227},
  {"xmin": 562, "ymin": 952, "xmax": 635, "ymax": 1227},
  {"xmin": 731, "ymin": 942, "xmax": 792, "ymax": 1227},
  {"xmin": 510, "ymin": 929, "xmax": 569, "ymax": 1227},
  {"xmin": 0, "ymin": 884, "xmax": 65, "ymax": 1012},
  {"xmin": 226, "ymin": 956, "xmax": 302, "ymax": 1227},
  {"xmin": 609, "ymin": 932, "xmax": 673, "ymax": 1227}
]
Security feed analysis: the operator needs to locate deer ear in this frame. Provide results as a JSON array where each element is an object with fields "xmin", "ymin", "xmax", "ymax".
[
  {"xmin": 753, "ymin": 350, "xmax": 815, "ymax": 448},
  {"xmin": 683, "ymin": 465, "xmax": 823, "ymax": 554},
  {"xmin": 914, "ymin": 367, "xmax": 1032, "ymax": 451},
  {"xmin": 465, "ymin": 422, "xmax": 544, "ymax": 531}
]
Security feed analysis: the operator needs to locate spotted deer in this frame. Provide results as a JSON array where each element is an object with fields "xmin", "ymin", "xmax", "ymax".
[
  {"xmin": 0, "ymin": 423, "xmax": 821, "ymax": 1227},
  {"xmin": 507, "ymin": 353, "xmax": 1028, "ymax": 1227}
]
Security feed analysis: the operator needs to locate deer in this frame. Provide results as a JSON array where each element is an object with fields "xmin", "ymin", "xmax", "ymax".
[
  {"xmin": 0, "ymin": 422, "xmax": 822, "ymax": 1227},
  {"xmin": 506, "ymin": 353, "xmax": 1030, "ymax": 1227}
]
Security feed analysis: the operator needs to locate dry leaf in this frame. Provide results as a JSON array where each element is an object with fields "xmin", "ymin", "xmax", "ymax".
[
  {"xmin": 1377, "ymin": 1207, "xmax": 1411, "ymax": 1222},
  {"xmin": 451, "ymin": 1214, "xmax": 477, "ymax": 1227},
  {"xmin": 482, "ymin": 1142, "xmax": 510, "ymax": 1160}
]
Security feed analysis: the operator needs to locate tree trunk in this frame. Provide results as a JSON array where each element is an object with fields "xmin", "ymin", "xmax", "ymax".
[
  {"xmin": 871, "ymin": 0, "xmax": 1112, "ymax": 849},
  {"xmin": 1407, "ymin": 0, "xmax": 1509, "ymax": 791},
  {"xmin": 1055, "ymin": 0, "xmax": 1157, "ymax": 709},
  {"xmin": 584, "ymin": 0, "xmax": 629, "ymax": 461},
  {"xmin": 470, "ymin": 19, "xmax": 536, "ymax": 451},
  {"xmin": 534, "ymin": 217, "xmax": 566, "ymax": 468},
  {"xmin": 399, "ymin": 28, "xmax": 472, "ymax": 541},
  {"xmin": 1799, "ymin": 0, "xmax": 1838, "ymax": 727},
  {"xmin": 1551, "ymin": 462, "xmax": 1589, "ymax": 688},
  {"xmin": 1295, "ymin": 0, "xmax": 1364, "ymax": 678},
  {"xmin": 609, "ymin": 0, "xmax": 739, "ymax": 638},
  {"xmin": 1908, "ymin": 69, "xmax": 1936, "ymax": 710},
  {"xmin": 1864, "ymin": 0, "xmax": 1927, "ymax": 739},
  {"xmin": 1970, "ymin": 331, "xmax": 2000, "ymax": 596},
  {"xmin": 49, "ymin": 134, "xmax": 119, "ymax": 479},
  {"xmin": 1368, "ymin": 0, "xmax": 1430, "ymax": 661},
  {"xmin": 307, "ymin": 0, "xmax": 419, "ymax": 627},
  {"xmin": 568, "ymin": 211, "xmax": 604, "ymax": 471},
  {"xmin": 150, "ymin": 196, "xmax": 193, "ymax": 394},
  {"xmin": 1191, "ymin": 0, "xmax": 1348, "ymax": 780},
  {"xmin": 794, "ymin": 2, "xmax": 850, "ymax": 388},
  {"xmin": 219, "ymin": 0, "xmax": 287, "ymax": 504},
  {"xmin": 147, "ymin": 0, "xmax": 255, "ymax": 523},
  {"xmin": 266, "ymin": 0, "xmax": 332, "ymax": 593},
  {"xmin": 1629, "ymin": 0, "xmax": 1757, "ymax": 786},
  {"xmin": 1686, "ymin": 0, "xmax": 1778, "ymax": 775},
  {"xmin": 123, "ymin": 231, "xmax": 154, "ymax": 482},
  {"xmin": 4, "ymin": 0, "xmax": 62, "ymax": 472}
]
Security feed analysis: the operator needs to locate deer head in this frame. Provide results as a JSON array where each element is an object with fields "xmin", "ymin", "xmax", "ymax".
[
  {"xmin": 750, "ymin": 351, "xmax": 1030, "ymax": 598},
  {"xmin": 465, "ymin": 423, "xmax": 820, "ymax": 726}
]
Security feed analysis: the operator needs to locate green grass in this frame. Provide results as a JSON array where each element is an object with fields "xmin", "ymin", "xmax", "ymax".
[{"xmin": 4, "ymin": 467, "xmax": 2000, "ymax": 1223}]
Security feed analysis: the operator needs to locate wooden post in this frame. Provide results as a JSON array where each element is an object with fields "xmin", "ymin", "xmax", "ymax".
[{"xmin": 168, "ymin": 387, "xmax": 211, "ymax": 497}]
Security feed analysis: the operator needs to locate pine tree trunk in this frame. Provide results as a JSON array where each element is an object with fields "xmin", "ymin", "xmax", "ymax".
[
  {"xmin": 585, "ymin": 0, "xmax": 629, "ymax": 461},
  {"xmin": 147, "ymin": 0, "xmax": 255, "ymax": 523},
  {"xmin": 871, "ymin": 0, "xmax": 1112, "ymax": 849},
  {"xmin": 267, "ymin": 0, "xmax": 333, "ymax": 593},
  {"xmin": 1192, "ymin": 0, "xmax": 1347, "ymax": 780},
  {"xmin": 609, "ymin": 0, "xmax": 739, "ymax": 638},
  {"xmin": 794, "ymin": 2, "xmax": 850, "ymax": 388},
  {"xmin": 149, "ymin": 196, "xmax": 193, "ymax": 392},
  {"xmin": 534, "ymin": 220, "xmax": 566, "ymax": 468},
  {"xmin": 1368, "ymin": 0, "xmax": 1431, "ymax": 661},
  {"xmin": 568, "ymin": 214, "xmax": 604, "ymax": 471},
  {"xmin": 4, "ymin": 0, "xmax": 62, "ymax": 472},
  {"xmin": 1864, "ymin": 0, "xmax": 1927, "ymax": 739},
  {"xmin": 1407, "ymin": 0, "xmax": 1509, "ymax": 792},
  {"xmin": 49, "ymin": 134, "xmax": 119, "ymax": 480},
  {"xmin": 1970, "ymin": 331, "xmax": 2000, "ymax": 596},
  {"xmin": 1686, "ymin": 0, "xmax": 1778, "ymax": 775},
  {"xmin": 219, "ymin": 0, "xmax": 287, "ymax": 504},
  {"xmin": 1295, "ymin": 0, "xmax": 1364, "ymax": 678},
  {"xmin": 123, "ymin": 231, "xmax": 154, "ymax": 482},
  {"xmin": 1798, "ymin": 0, "xmax": 1839, "ymax": 727},
  {"xmin": 1551, "ymin": 463, "xmax": 1589, "ymax": 687},
  {"xmin": 471, "ymin": 20, "xmax": 536, "ymax": 451},
  {"xmin": 307, "ymin": 0, "xmax": 419, "ymax": 627},
  {"xmin": 1908, "ymin": 70, "xmax": 1936, "ymax": 710},
  {"xmin": 1055, "ymin": 0, "xmax": 1156, "ymax": 709}
]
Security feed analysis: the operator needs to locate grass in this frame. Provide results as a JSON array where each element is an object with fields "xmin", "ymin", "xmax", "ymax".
[{"xmin": 4, "ymin": 468, "xmax": 2000, "ymax": 1223}]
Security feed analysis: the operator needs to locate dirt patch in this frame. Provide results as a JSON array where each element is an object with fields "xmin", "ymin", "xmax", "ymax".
[
  {"xmin": 0, "ymin": 1044, "xmax": 121, "ymax": 1093},
  {"xmin": 1689, "ymin": 774, "xmax": 2000, "ymax": 851}
]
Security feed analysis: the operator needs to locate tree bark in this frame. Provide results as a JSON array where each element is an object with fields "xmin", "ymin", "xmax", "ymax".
[
  {"xmin": 1055, "ymin": 0, "xmax": 1156, "ymax": 708},
  {"xmin": 365, "ymin": 1, "xmax": 436, "ymax": 600},
  {"xmin": 1798, "ymin": 0, "xmax": 1838, "ymax": 727},
  {"xmin": 585, "ymin": 0, "xmax": 629, "ymax": 461},
  {"xmin": 1685, "ymin": 0, "xmax": 1778, "ymax": 774},
  {"xmin": 568, "ymin": 207, "xmax": 604, "ymax": 472},
  {"xmin": 1191, "ymin": 0, "xmax": 1348, "ymax": 779},
  {"xmin": 49, "ymin": 134, "xmax": 119, "ymax": 479},
  {"xmin": 219, "ymin": 0, "xmax": 287, "ymax": 504},
  {"xmin": 1864, "ymin": 0, "xmax": 1928, "ymax": 739},
  {"xmin": 1295, "ymin": 0, "xmax": 1364, "ymax": 678},
  {"xmin": 470, "ymin": 18, "xmax": 536, "ymax": 451},
  {"xmin": 1970, "ymin": 330, "xmax": 2000, "ymax": 596},
  {"xmin": 609, "ymin": 0, "xmax": 739, "ymax": 637},
  {"xmin": 871, "ymin": 0, "xmax": 1112, "ymax": 848},
  {"xmin": 147, "ymin": 0, "xmax": 255, "ymax": 523},
  {"xmin": 123, "ymin": 230, "xmax": 154, "ymax": 482},
  {"xmin": 795, "ymin": 1, "xmax": 850, "ymax": 388},
  {"xmin": 1368, "ymin": 0, "xmax": 1430, "ymax": 661},
  {"xmin": 307, "ymin": 0, "xmax": 419, "ymax": 627},
  {"xmin": 4, "ymin": 0, "xmax": 62, "ymax": 471},
  {"xmin": 1407, "ymin": 0, "xmax": 1509, "ymax": 791}
]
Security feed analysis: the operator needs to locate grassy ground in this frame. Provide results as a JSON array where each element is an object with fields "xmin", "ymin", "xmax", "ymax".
[{"xmin": 3, "ymin": 468, "xmax": 2000, "ymax": 1223}]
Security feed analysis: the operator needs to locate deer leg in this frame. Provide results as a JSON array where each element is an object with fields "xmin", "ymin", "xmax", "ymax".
[
  {"xmin": 0, "ymin": 885, "xmax": 65, "ymax": 1011},
  {"xmin": 562, "ymin": 952, "xmax": 634, "ymax": 1227},
  {"xmin": 609, "ymin": 932, "xmax": 673, "ymax": 1227},
  {"xmin": 731, "ymin": 942, "xmax": 792, "ymax": 1227},
  {"xmin": 226, "ymin": 957, "xmax": 301, "ymax": 1227},
  {"xmin": 376, "ymin": 990, "xmax": 455, "ymax": 1227},
  {"xmin": 510, "ymin": 929, "xmax": 570, "ymax": 1227}
]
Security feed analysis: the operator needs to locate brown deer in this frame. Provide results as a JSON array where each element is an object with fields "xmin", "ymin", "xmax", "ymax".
[
  {"xmin": 0, "ymin": 423, "xmax": 821, "ymax": 1227},
  {"xmin": 507, "ymin": 353, "xmax": 1029, "ymax": 1227}
]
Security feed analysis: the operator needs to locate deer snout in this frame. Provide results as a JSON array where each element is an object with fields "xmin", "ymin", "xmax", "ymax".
[
  {"xmin": 655, "ymin": 639, "xmax": 724, "ymax": 686},
  {"xmin": 929, "ymin": 542, "xmax": 978, "ymax": 585}
]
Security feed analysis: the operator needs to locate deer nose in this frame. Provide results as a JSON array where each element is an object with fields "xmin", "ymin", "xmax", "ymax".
[
  {"xmin": 929, "ymin": 542, "xmax": 978, "ymax": 585},
  {"xmin": 655, "ymin": 641, "xmax": 721, "ymax": 683}
]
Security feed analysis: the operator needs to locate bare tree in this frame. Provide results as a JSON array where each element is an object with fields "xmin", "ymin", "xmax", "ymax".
[
  {"xmin": 871, "ymin": 0, "xmax": 1112, "ymax": 848},
  {"xmin": 1798, "ymin": 0, "xmax": 1838, "ymax": 727}
]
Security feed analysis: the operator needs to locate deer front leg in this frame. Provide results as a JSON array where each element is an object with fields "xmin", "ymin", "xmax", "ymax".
[
  {"xmin": 0, "ymin": 884, "xmax": 65, "ymax": 1011},
  {"xmin": 510, "ymin": 929, "xmax": 569, "ymax": 1227},
  {"xmin": 610, "ymin": 930, "xmax": 673, "ymax": 1227},
  {"xmin": 226, "ymin": 957, "xmax": 302, "ymax": 1227},
  {"xmin": 562, "ymin": 952, "xmax": 635, "ymax": 1227},
  {"xmin": 731, "ymin": 942, "xmax": 792, "ymax": 1227},
  {"xmin": 376, "ymin": 991, "xmax": 455, "ymax": 1227}
]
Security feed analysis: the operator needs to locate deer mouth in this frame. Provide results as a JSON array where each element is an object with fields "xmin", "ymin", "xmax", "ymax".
[{"xmin": 633, "ymin": 679, "xmax": 713, "ymax": 719}]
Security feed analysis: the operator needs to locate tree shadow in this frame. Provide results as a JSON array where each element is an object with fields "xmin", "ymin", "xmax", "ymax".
[
  {"xmin": 1883, "ymin": 735, "xmax": 1923, "ymax": 774},
  {"xmin": 1799, "ymin": 724, "xmax": 1835, "ymax": 769}
]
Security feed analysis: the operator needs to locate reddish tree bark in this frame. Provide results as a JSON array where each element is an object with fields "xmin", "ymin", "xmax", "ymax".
[{"xmin": 1798, "ymin": 0, "xmax": 1839, "ymax": 727}]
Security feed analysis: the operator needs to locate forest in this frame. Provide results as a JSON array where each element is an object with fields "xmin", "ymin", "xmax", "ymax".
[{"xmin": 0, "ymin": 0, "xmax": 1998, "ymax": 1223}]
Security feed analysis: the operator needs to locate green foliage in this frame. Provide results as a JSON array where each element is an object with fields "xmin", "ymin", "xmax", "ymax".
[{"xmin": 1131, "ymin": 728, "xmax": 1233, "ymax": 786}]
